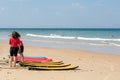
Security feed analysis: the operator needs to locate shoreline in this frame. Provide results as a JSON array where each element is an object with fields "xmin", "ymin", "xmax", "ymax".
[
  {"xmin": 1, "ymin": 38, "xmax": 120, "ymax": 55},
  {"xmin": 0, "ymin": 42, "xmax": 120, "ymax": 80},
  {"xmin": 24, "ymin": 40, "xmax": 120, "ymax": 55}
]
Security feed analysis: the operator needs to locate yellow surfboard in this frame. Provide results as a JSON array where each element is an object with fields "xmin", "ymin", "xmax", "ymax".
[
  {"xmin": 19, "ymin": 63, "xmax": 71, "ymax": 67},
  {"xmin": 28, "ymin": 66, "xmax": 79, "ymax": 70},
  {"xmin": 19, "ymin": 61, "xmax": 63, "ymax": 66}
]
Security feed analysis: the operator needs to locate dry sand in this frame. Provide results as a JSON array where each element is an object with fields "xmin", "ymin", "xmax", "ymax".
[{"xmin": 0, "ymin": 42, "xmax": 120, "ymax": 80}]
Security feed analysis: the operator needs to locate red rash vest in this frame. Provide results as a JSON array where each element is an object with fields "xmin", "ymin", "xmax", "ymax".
[
  {"xmin": 19, "ymin": 40, "xmax": 23, "ymax": 46},
  {"xmin": 9, "ymin": 37, "xmax": 20, "ymax": 47}
]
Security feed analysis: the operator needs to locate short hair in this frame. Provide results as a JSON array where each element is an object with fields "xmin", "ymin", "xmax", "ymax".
[{"xmin": 12, "ymin": 31, "xmax": 21, "ymax": 38}]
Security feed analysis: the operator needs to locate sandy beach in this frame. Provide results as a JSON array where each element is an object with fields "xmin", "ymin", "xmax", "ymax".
[{"xmin": 0, "ymin": 42, "xmax": 120, "ymax": 80}]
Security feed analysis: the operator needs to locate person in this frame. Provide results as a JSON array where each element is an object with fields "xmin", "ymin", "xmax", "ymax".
[
  {"xmin": 18, "ymin": 37, "xmax": 24, "ymax": 62},
  {"xmin": 9, "ymin": 31, "xmax": 20, "ymax": 67}
]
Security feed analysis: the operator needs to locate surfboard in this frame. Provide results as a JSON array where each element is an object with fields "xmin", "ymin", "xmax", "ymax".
[
  {"xmin": 19, "ymin": 62, "xmax": 70, "ymax": 67},
  {"xmin": 26, "ymin": 56, "xmax": 46, "ymax": 58},
  {"xmin": 19, "ymin": 61, "xmax": 63, "ymax": 65},
  {"xmin": 18, "ymin": 56, "xmax": 46, "ymax": 58},
  {"xmin": 28, "ymin": 66, "xmax": 79, "ymax": 70},
  {"xmin": 8, "ymin": 54, "xmax": 46, "ymax": 58},
  {"xmin": 17, "ymin": 56, "xmax": 52, "ymax": 62}
]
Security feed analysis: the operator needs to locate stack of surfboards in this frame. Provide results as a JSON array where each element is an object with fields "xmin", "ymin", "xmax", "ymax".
[
  {"xmin": 17, "ymin": 56, "xmax": 52, "ymax": 63},
  {"xmin": 18, "ymin": 56, "xmax": 79, "ymax": 70}
]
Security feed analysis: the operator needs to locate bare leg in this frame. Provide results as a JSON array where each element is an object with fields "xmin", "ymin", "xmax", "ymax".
[
  {"xmin": 20, "ymin": 52, "xmax": 24, "ymax": 62},
  {"xmin": 13, "ymin": 56, "xmax": 17, "ymax": 67},
  {"xmin": 9, "ymin": 56, "xmax": 13, "ymax": 67}
]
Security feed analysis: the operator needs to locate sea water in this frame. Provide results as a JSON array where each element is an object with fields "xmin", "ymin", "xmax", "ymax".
[{"xmin": 0, "ymin": 28, "xmax": 120, "ymax": 55}]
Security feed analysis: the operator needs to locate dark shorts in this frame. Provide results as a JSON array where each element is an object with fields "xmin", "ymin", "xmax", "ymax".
[
  {"xmin": 19, "ymin": 46, "xmax": 24, "ymax": 53},
  {"xmin": 10, "ymin": 47, "xmax": 19, "ymax": 56}
]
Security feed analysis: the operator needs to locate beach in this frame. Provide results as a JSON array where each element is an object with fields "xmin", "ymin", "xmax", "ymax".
[{"xmin": 0, "ymin": 42, "xmax": 120, "ymax": 80}]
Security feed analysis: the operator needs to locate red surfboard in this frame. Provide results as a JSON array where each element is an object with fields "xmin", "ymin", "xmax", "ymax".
[{"xmin": 17, "ymin": 56, "xmax": 52, "ymax": 62}]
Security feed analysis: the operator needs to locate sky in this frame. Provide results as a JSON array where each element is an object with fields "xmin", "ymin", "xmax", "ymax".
[{"xmin": 0, "ymin": 0, "xmax": 120, "ymax": 28}]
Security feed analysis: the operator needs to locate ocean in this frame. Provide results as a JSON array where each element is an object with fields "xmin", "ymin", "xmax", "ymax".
[{"xmin": 0, "ymin": 28, "xmax": 120, "ymax": 55}]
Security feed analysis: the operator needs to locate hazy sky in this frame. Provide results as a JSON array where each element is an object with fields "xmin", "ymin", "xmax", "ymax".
[{"xmin": 0, "ymin": 0, "xmax": 120, "ymax": 28}]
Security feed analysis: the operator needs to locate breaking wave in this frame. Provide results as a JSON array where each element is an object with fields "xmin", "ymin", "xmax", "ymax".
[
  {"xmin": 26, "ymin": 33, "xmax": 120, "ymax": 42},
  {"xmin": 26, "ymin": 33, "xmax": 75, "ymax": 39}
]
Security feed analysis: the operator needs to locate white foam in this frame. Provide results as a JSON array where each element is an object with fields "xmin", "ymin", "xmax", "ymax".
[
  {"xmin": 26, "ymin": 33, "xmax": 75, "ymax": 39},
  {"xmin": 109, "ymin": 43, "xmax": 120, "ymax": 46},
  {"xmin": 77, "ymin": 37, "xmax": 120, "ymax": 41}
]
